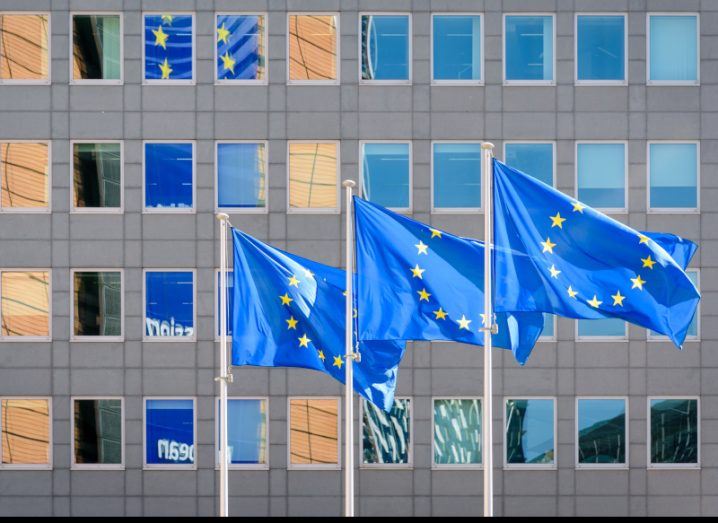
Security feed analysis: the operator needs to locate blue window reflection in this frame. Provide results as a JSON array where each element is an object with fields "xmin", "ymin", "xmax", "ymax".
[
  {"xmin": 505, "ymin": 15, "xmax": 554, "ymax": 82},
  {"xmin": 362, "ymin": 398, "xmax": 411, "ymax": 465},
  {"xmin": 504, "ymin": 143, "xmax": 553, "ymax": 186},
  {"xmin": 540, "ymin": 314, "xmax": 555, "ymax": 339},
  {"xmin": 145, "ymin": 271, "xmax": 194, "ymax": 339},
  {"xmin": 649, "ymin": 15, "xmax": 698, "ymax": 83},
  {"xmin": 505, "ymin": 399, "xmax": 554, "ymax": 465},
  {"xmin": 217, "ymin": 143, "xmax": 266, "ymax": 209},
  {"xmin": 432, "ymin": 15, "xmax": 481, "ymax": 82},
  {"xmin": 433, "ymin": 399, "xmax": 481, "ymax": 465},
  {"xmin": 145, "ymin": 143, "xmax": 193, "ymax": 210},
  {"xmin": 577, "ymin": 143, "xmax": 625, "ymax": 209},
  {"xmin": 145, "ymin": 399, "xmax": 195, "ymax": 466},
  {"xmin": 362, "ymin": 143, "xmax": 411, "ymax": 209},
  {"xmin": 433, "ymin": 143, "xmax": 481, "ymax": 209},
  {"xmin": 649, "ymin": 143, "xmax": 698, "ymax": 209},
  {"xmin": 650, "ymin": 398, "xmax": 698, "ymax": 465},
  {"xmin": 361, "ymin": 15, "xmax": 410, "ymax": 81},
  {"xmin": 576, "ymin": 15, "xmax": 625, "ymax": 82},
  {"xmin": 577, "ymin": 399, "xmax": 626, "ymax": 465},
  {"xmin": 217, "ymin": 270, "xmax": 234, "ymax": 338},
  {"xmin": 217, "ymin": 399, "xmax": 267, "ymax": 465},
  {"xmin": 144, "ymin": 14, "xmax": 193, "ymax": 81},
  {"xmin": 578, "ymin": 318, "xmax": 625, "ymax": 338},
  {"xmin": 216, "ymin": 15, "xmax": 265, "ymax": 81}
]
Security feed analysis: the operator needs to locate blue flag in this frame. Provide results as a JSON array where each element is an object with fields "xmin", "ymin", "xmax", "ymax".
[
  {"xmin": 144, "ymin": 14, "xmax": 193, "ymax": 81},
  {"xmin": 492, "ymin": 159, "xmax": 700, "ymax": 348},
  {"xmin": 231, "ymin": 228, "xmax": 405, "ymax": 411},
  {"xmin": 642, "ymin": 232, "xmax": 697, "ymax": 271},
  {"xmin": 354, "ymin": 197, "xmax": 545, "ymax": 365}
]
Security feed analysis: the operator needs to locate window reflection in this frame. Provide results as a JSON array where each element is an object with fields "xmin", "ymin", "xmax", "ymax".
[
  {"xmin": 361, "ymin": 15, "xmax": 410, "ymax": 81},
  {"xmin": 576, "ymin": 143, "xmax": 625, "ymax": 209},
  {"xmin": 433, "ymin": 143, "xmax": 481, "ymax": 209},
  {"xmin": 649, "ymin": 143, "xmax": 698, "ymax": 209},
  {"xmin": 0, "ymin": 14, "xmax": 49, "ymax": 81},
  {"xmin": 145, "ymin": 399, "xmax": 195, "ymax": 466},
  {"xmin": 505, "ymin": 398, "xmax": 554, "ymax": 465},
  {"xmin": 433, "ymin": 15, "xmax": 481, "ymax": 81},
  {"xmin": 217, "ymin": 143, "xmax": 266, "ymax": 209},
  {"xmin": 1, "ymin": 271, "xmax": 50, "ymax": 338},
  {"xmin": 0, "ymin": 142, "xmax": 49, "ymax": 209},
  {"xmin": 73, "ymin": 143, "xmax": 122, "ymax": 209},
  {"xmin": 433, "ymin": 399, "xmax": 480, "ymax": 465},
  {"xmin": 218, "ymin": 399, "xmax": 268, "ymax": 466},
  {"xmin": 577, "ymin": 399, "xmax": 626, "ymax": 465},
  {"xmin": 74, "ymin": 399, "xmax": 122, "ymax": 465},
  {"xmin": 650, "ymin": 398, "xmax": 698, "ymax": 465},
  {"xmin": 362, "ymin": 398, "xmax": 411, "ymax": 465},
  {"xmin": 288, "ymin": 15, "xmax": 338, "ymax": 81},
  {"xmin": 1, "ymin": 399, "xmax": 51, "ymax": 466},
  {"xmin": 216, "ymin": 14, "xmax": 265, "ymax": 81},
  {"xmin": 73, "ymin": 271, "xmax": 122, "ymax": 337},
  {"xmin": 288, "ymin": 142, "xmax": 338, "ymax": 210},
  {"xmin": 361, "ymin": 142, "xmax": 410, "ymax": 210},
  {"xmin": 72, "ymin": 15, "xmax": 121, "ymax": 81},
  {"xmin": 289, "ymin": 398, "xmax": 339, "ymax": 466},
  {"xmin": 505, "ymin": 15, "xmax": 554, "ymax": 82}
]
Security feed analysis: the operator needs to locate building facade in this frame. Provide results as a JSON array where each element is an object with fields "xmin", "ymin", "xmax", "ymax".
[{"xmin": 0, "ymin": 0, "xmax": 716, "ymax": 517}]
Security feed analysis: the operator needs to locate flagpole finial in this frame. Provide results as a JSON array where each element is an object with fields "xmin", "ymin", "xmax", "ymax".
[
  {"xmin": 216, "ymin": 213, "xmax": 230, "ymax": 222},
  {"xmin": 481, "ymin": 142, "xmax": 495, "ymax": 150},
  {"xmin": 343, "ymin": 179, "xmax": 356, "ymax": 189}
]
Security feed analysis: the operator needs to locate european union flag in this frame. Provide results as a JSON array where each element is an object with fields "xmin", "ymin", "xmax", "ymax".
[
  {"xmin": 231, "ymin": 228, "xmax": 405, "ymax": 411},
  {"xmin": 354, "ymin": 197, "xmax": 545, "ymax": 365},
  {"xmin": 642, "ymin": 231, "xmax": 697, "ymax": 271},
  {"xmin": 216, "ymin": 15, "xmax": 264, "ymax": 81},
  {"xmin": 144, "ymin": 14, "xmax": 193, "ymax": 81},
  {"xmin": 492, "ymin": 159, "xmax": 700, "ymax": 348}
]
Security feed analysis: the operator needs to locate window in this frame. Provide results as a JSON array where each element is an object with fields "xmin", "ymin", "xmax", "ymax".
[
  {"xmin": 433, "ymin": 398, "xmax": 481, "ymax": 467},
  {"xmin": 144, "ymin": 142, "xmax": 194, "ymax": 212},
  {"xmin": 0, "ymin": 13, "xmax": 50, "ymax": 83},
  {"xmin": 432, "ymin": 142, "xmax": 481, "ymax": 211},
  {"xmin": 288, "ymin": 14, "xmax": 339, "ymax": 84},
  {"xmin": 0, "ymin": 398, "xmax": 51, "ymax": 469},
  {"xmin": 288, "ymin": 397, "xmax": 340, "ymax": 469},
  {"xmin": 576, "ymin": 398, "xmax": 627, "ymax": 468},
  {"xmin": 504, "ymin": 15, "xmax": 554, "ymax": 84},
  {"xmin": 72, "ymin": 141, "xmax": 122, "ymax": 212},
  {"xmin": 649, "ymin": 398, "xmax": 699, "ymax": 467},
  {"xmin": 649, "ymin": 270, "xmax": 699, "ymax": 341},
  {"xmin": 287, "ymin": 141, "xmax": 339, "ymax": 213},
  {"xmin": 648, "ymin": 14, "xmax": 699, "ymax": 84},
  {"xmin": 0, "ymin": 270, "xmax": 50, "ymax": 341},
  {"xmin": 504, "ymin": 142, "xmax": 554, "ymax": 187},
  {"xmin": 576, "ymin": 14, "xmax": 626, "ymax": 84},
  {"xmin": 143, "ymin": 13, "xmax": 194, "ymax": 83},
  {"xmin": 72, "ymin": 270, "xmax": 122, "ymax": 341},
  {"xmin": 72, "ymin": 398, "xmax": 123, "ymax": 469},
  {"xmin": 71, "ymin": 13, "xmax": 122, "ymax": 83},
  {"xmin": 361, "ymin": 142, "xmax": 411, "ymax": 211},
  {"xmin": 215, "ymin": 269, "xmax": 234, "ymax": 340},
  {"xmin": 0, "ymin": 142, "xmax": 50, "ymax": 212},
  {"xmin": 505, "ymin": 398, "xmax": 555, "ymax": 468},
  {"xmin": 360, "ymin": 14, "xmax": 411, "ymax": 83},
  {"xmin": 648, "ymin": 142, "xmax": 699, "ymax": 211},
  {"xmin": 577, "ymin": 318, "xmax": 626, "ymax": 340},
  {"xmin": 432, "ymin": 14, "xmax": 482, "ymax": 83},
  {"xmin": 216, "ymin": 142, "xmax": 267, "ymax": 212},
  {"xmin": 576, "ymin": 142, "xmax": 626, "ymax": 211},
  {"xmin": 362, "ymin": 398, "xmax": 412, "ymax": 467},
  {"xmin": 144, "ymin": 270, "xmax": 195, "ymax": 341},
  {"xmin": 144, "ymin": 398, "xmax": 196, "ymax": 469},
  {"xmin": 216, "ymin": 398, "xmax": 268, "ymax": 468},
  {"xmin": 540, "ymin": 314, "xmax": 555, "ymax": 340},
  {"xmin": 216, "ymin": 14, "xmax": 266, "ymax": 83}
]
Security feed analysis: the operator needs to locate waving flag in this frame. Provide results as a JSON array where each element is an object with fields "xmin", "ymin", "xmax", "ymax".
[{"xmin": 144, "ymin": 14, "xmax": 193, "ymax": 81}]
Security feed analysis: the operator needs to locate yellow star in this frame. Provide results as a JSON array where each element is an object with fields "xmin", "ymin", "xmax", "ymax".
[
  {"xmin": 572, "ymin": 201, "xmax": 585, "ymax": 213},
  {"xmin": 567, "ymin": 286, "xmax": 578, "ymax": 299},
  {"xmin": 161, "ymin": 14, "xmax": 173, "ymax": 25},
  {"xmin": 317, "ymin": 350, "xmax": 325, "ymax": 362},
  {"xmin": 333, "ymin": 355, "xmax": 344, "ymax": 369},
  {"xmin": 549, "ymin": 264, "xmax": 561, "ymax": 279},
  {"xmin": 611, "ymin": 290, "xmax": 625, "ymax": 307},
  {"xmin": 587, "ymin": 295, "xmax": 602, "ymax": 308},
  {"xmin": 550, "ymin": 212, "xmax": 566, "ymax": 229},
  {"xmin": 417, "ymin": 288, "xmax": 431, "ymax": 302},
  {"xmin": 279, "ymin": 293, "xmax": 293, "ymax": 306},
  {"xmin": 410, "ymin": 264, "xmax": 425, "ymax": 279},
  {"xmin": 217, "ymin": 23, "xmax": 231, "ymax": 45},
  {"xmin": 433, "ymin": 308, "xmax": 448, "ymax": 320},
  {"xmin": 159, "ymin": 58, "xmax": 173, "ymax": 80},
  {"xmin": 457, "ymin": 315, "xmax": 472, "ymax": 330},
  {"xmin": 288, "ymin": 275, "xmax": 300, "ymax": 287},
  {"xmin": 220, "ymin": 51, "xmax": 236, "ymax": 74},
  {"xmin": 631, "ymin": 274, "xmax": 646, "ymax": 291},
  {"xmin": 153, "ymin": 25, "xmax": 169, "ymax": 49},
  {"xmin": 415, "ymin": 241, "xmax": 429, "ymax": 255},
  {"xmin": 286, "ymin": 316, "xmax": 298, "ymax": 330},
  {"xmin": 641, "ymin": 255, "xmax": 656, "ymax": 270},
  {"xmin": 638, "ymin": 234, "xmax": 650, "ymax": 245},
  {"xmin": 541, "ymin": 237, "xmax": 556, "ymax": 254},
  {"xmin": 430, "ymin": 229, "xmax": 442, "ymax": 239},
  {"xmin": 298, "ymin": 334, "xmax": 311, "ymax": 348}
]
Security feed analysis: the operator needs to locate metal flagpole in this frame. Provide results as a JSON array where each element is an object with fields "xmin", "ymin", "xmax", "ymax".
[
  {"xmin": 342, "ymin": 180, "xmax": 357, "ymax": 517},
  {"xmin": 481, "ymin": 143, "xmax": 495, "ymax": 517}
]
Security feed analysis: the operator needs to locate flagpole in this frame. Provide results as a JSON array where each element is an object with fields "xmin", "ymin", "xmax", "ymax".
[
  {"xmin": 216, "ymin": 212, "xmax": 231, "ymax": 518},
  {"xmin": 343, "ymin": 180, "xmax": 357, "ymax": 517},
  {"xmin": 481, "ymin": 142, "xmax": 495, "ymax": 517}
]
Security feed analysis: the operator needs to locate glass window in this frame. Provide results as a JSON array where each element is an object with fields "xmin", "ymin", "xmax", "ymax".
[
  {"xmin": 216, "ymin": 14, "xmax": 265, "ymax": 82},
  {"xmin": 649, "ymin": 143, "xmax": 698, "ymax": 210},
  {"xmin": 145, "ymin": 399, "xmax": 195, "ymax": 467},
  {"xmin": 578, "ymin": 318, "xmax": 626, "ymax": 338},
  {"xmin": 144, "ymin": 271, "xmax": 194, "ymax": 340},
  {"xmin": 361, "ymin": 14, "xmax": 410, "ymax": 82},
  {"xmin": 144, "ymin": 13, "xmax": 194, "ymax": 82},
  {"xmin": 289, "ymin": 398, "xmax": 339, "ymax": 467},
  {"xmin": 72, "ymin": 142, "xmax": 122, "ymax": 210},
  {"xmin": 504, "ymin": 142, "xmax": 554, "ymax": 187},
  {"xmin": 505, "ymin": 398, "xmax": 555, "ymax": 466},
  {"xmin": 216, "ymin": 269, "xmax": 234, "ymax": 339},
  {"xmin": 649, "ymin": 398, "xmax": 698, "ymax": 466},
  {"xmin": 1, "ymin": 399, "xmax": 51, "ymax": 467},
  {"xmin": 0, "ymin": 271, "xmax": 50, "ymax": 339},
  {"xmin": 649, "ymin": 15, "xmax": 698, "ymax": 83},
  {"xmin": 362, "ymin": 398, "xmax": 411, "ymax": 465},
  {"xmin": 361, "ymin": 142, "xmax": 411, "ymax": 210},
  {"xmin": 433, "ymin": 399, "xmax": 480, "ymax": 466},
  {"xmin": 432, "ymin": 143, "xmax": 481, "ymax": 210},
  {"xmin": 288, "ymin": 14, "xmax": 338, "ymax": 83},
  {"xmin": 576, "ymin": 15, "xmax": 625, "ymax": 82},
  {"xmin": 0, "ymin": 14, "xmax": 49, "ymax": 82},
  {"xmin": 144, "ymin": 142, "xmax": 194, "ymax": 211},
  {"xmin": 540, "ymin": 314, "xmax": 555, "ymax": 339},
  {"xmin": 432, "ymin": 15, "xmax": 482, "ymax": 82},
  {"xmin": 72, "ymin": 14, "xmax": 121, "ymax": 82},
  {"xmin": 0, "ymin": 142, "xmax": 50, "ymax": 211},
  {"xmin": 505, "ymin": 15, "xmax": 554, "ymax": 82},
  {"xmin": 217, "ymin": 142, "xmax": 267, "ymax": 210},
  {"xmin": 217, "ymin": 398, "xmax": 268, "ymax": 466},
  {"xmin": 72, "ymin": 271, "xmax": 122, "ymax": 339},
  {"xmin": 73, "ymin": 399, "xmax": 123, "ymax": 467},
  {"xmin": 288, "ymin": 142, "xmax": 338, "ymax": 212},
  {"xmin": 577, "ymin": 398, "xmax": 626, "ymax": 466},
  {"xmin": 576, "ymin": 143, "xmax": 625, "ymax": 210}
]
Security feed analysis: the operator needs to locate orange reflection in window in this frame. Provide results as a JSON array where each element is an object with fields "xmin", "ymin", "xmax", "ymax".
[
  {"xmin": 289, "ymin": 399, "xmax": 339, "ymax": 465},
  {"xmin": 1, "ymin": 271, "xmax": 50, "ymax": 338},
  {"xmin": 289, "ymin": 143, "xmax": 338, "ymax": 210},
  {"xmin": 1, "ymin": 143, "xmax": 49, "ymax": 209},
  {"xmin": 288, "ymin": 15, "xmax": 337, "ymax": 81},
  {"xmin": 0, "ymin": 15, "xmax": 49, "ymax": 81},
  {"xmin": 1, "ymin": 399, "xmax": 50, "ymax": 465}
]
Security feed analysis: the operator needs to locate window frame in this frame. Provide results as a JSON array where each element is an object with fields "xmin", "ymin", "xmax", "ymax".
[
  {"xmin": 141, "ymin": 11, "xmax": 196, "ymax": 86},
  {"xmin": 214, "ymin": 396, "xmax": 270, "ymax": 471},
  {"xmin": 0, "ymin": 140, "xmax": 52, "ymax": 214},
  {"xmin": 142, "ymin": 268, "xmax": 197, "ymax": 343},
  {"xmin": 287, "ymin": 396, "xmax": 342, "ymax": 471},
  {"xmin": 0, "ymin": 268, "xmax": 52, "ymax": 342},
  {"xmin": 430, "ymin": 140, "xmax": 482, "ymax": 214},
  {"xmin": 286, "ymin": 139, "xmax": 341, "ymax": 215},
  {"xmin": 0, "ymin": 11, "xmax": 51, "ymax": 85},
  {"xmin": 0, "ymin": 396, "xmax": 53, "ymax": 470},
  {"xmin": 214, "ymin": 140, "xmax": 269, "ymax": 214},
  {"xmin": 646, "ymin": 12, "xmax": 700, "ymax": 87},
  {"xmin": 574, "ymin": 396, "xmax": 629, "ymax": 470},
  {"xmin": 431, "ymin": 396, "xmax": 482, "ymax": 470},
  {"xmin": 142, "ymin": 140, "xmax": 196, "ymax": 214},
  {"xmin": 574, "ymin": 13, "xmax": 628, "ymax": 86},
  {"xmin": 214, "ymin": 12, "xmax": 268, "ymax": 86},
  {"xmin": 647, "ymin": 396, "xmax": 700, "ymax": 470},
  {"xmin": 69, "ymin": 11, "xmax": 123, "ymax": 86},
  {"xmin": 358, "ymin": 12, "xmax": 413, "ymax": 86},
  {"xmin": 502, "ymin": 140, "xmax": 556, "ymax": 188},
  {"xmin": 646, "ymin": 140, "xmax": 700, "ymax": 214},
  {"xmin": 502, "ymin": 13, "xmax": 557, "ymax": 86},
  {"xmin": 359, "ymin": 140, "xmax": 413, "ymax": 214},
  {"xmin": 430, "ymin": 13, "xmax": 484, "ymax": 86},
  {"xmin": 70, "ymin": 268, "xmax": 124, "ymax": 343},
  {"xmin": 360, "ymin": 396, "xmax": 413, "ymax": 470},
  {"xmin": 574, "ymin": 140, "xmax": 628, "ymax": 214},
  {"xmin": 286, "ymin": 12, "xmax": 340, "ymax": 86},
  {"xmin": 575, "ymin": 318, "xmax": 628, "ymax": 342},
  {"xmin": 648, "ymin": 268, "xmax": 700, "ymax": 342},
  {"xmin": 503, "ymin": 396, "xmax": 557, "ymax": 470},
  {"xmin": 143, "ymin": 396, "xmax": 198, "ymax": 471},
  {"xmin": 70, "ymin": 139, "xmax": 124, "ymax": 214},
  {"xmin": 70, "ymin": 396, "xmax": 125, "ymax": 470}
]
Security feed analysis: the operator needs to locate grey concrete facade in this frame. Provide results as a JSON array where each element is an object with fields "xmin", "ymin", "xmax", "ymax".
[{"xmin": 0, "ymin": 0, "xmax": 717, "ymax": 517}]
